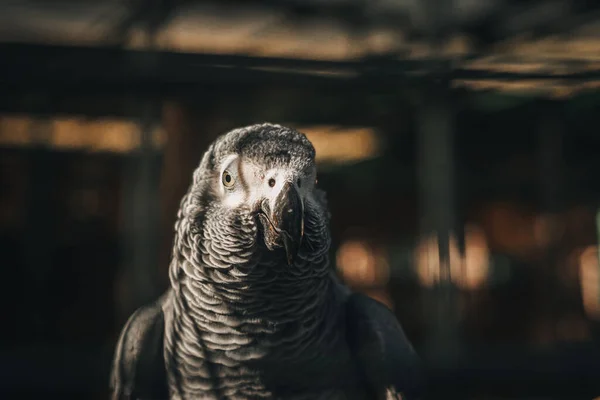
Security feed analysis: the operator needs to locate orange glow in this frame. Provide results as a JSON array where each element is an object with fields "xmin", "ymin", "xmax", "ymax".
[
  {"xmin": 0, "ymin": 115, "xmax": 166, "ymax": 153},
  {"xmin": 458, "ymin": 226, "xmax": 491, "ymax": 289},
  {"xmin": 579, "ymin": 246, "xmax": 600, "ymax": 320},
  {"xmin": 480, "ymin": 203, "xmax": 539, "ymax": 258},
  {"xmin": 415, "ymin": 225, "xmax": 490, "ymax": 289},
  {"xmin": 52, "ymin": 118, "xmax": 141, "ymax": 152},
  {"xmin": 415, "ymin": 235, "xmax": 444, "ymax": 287},
  {"xmin": 336, "ymin": 240, "xmax": 389, "ymax": 287},
  {"xmin": 296, "ymin": 126, "xmax": 380, "ymax": 164},
  {"xmin": 0, "ymin": 116, "xmax": 34, "ymax": 146}
]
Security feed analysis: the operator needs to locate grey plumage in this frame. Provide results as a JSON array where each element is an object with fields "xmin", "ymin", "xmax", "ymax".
[{"xmin": 110, "ymin": 123, "xmax": 424, "ymax": 400}]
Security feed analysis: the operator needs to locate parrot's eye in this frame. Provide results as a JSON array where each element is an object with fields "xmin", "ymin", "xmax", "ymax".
[{"xmin": 222, "ymin": 170, "xmax": 235, "ymax": 188}]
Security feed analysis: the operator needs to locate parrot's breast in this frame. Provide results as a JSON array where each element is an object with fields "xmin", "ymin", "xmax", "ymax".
[{"xmin": 162, "ymin": 284, "xmax": 369, "ymax": 400}]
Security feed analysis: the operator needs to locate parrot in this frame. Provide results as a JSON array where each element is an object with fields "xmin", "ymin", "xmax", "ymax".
[{"xmin": 110, "ymin": 123, "xmax": 424, "ymax": 400}]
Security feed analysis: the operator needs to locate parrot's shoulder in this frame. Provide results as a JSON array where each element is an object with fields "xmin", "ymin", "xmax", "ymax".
[
  {"xmin": 343, "ymin": 292, "xmax": 425, "ymax": 399},
  {"xmin": 110, "ymin": 292, "xmax": 170, "ymax": 400}
]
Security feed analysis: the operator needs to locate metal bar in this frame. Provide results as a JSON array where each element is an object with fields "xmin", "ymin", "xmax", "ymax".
[
  {"xmin": 417, "ymin": 88, "xmax": 462, "ymax": 367},
  {"xmin": 417, "ymin": 0, "xmax": 462, "ymax": 369},
  {"xmin": 0, "ymin": 43, "xmax": 600, "ymax": 93},
  {"xmin": 536, "ymin": 101, "xmax": 566, "ymax": 343},
  {"xmin": 0, "ymin": 42, "xmax": 416, "ymax": 74},
  {"xmin": 117, "ymin": 100, "xmax": 163, "ymax": 319},
  {"xmin": 23, "ymin": 115, "xmax": 55, "ymax": 337}
]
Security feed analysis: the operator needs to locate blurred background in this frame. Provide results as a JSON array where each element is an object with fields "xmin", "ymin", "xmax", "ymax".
[{"xmin": 1, "ymin": 0, "xmax": 600, "ymax": 399}]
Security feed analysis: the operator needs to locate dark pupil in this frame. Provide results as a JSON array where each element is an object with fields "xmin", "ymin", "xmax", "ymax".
[{"xmin": 225, "ymin": 174, "xmax": 231, "ymax": 183}]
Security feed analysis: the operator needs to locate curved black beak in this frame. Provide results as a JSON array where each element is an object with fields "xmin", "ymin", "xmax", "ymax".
[{"xmin": 260, "ymin": 181, "xmax": 304, "ymax": 265}]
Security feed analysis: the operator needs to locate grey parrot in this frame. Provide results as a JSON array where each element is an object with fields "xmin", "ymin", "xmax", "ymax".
[{"xmin": 110, "ymin": 123, "xmax": 424, "ymax": 400}]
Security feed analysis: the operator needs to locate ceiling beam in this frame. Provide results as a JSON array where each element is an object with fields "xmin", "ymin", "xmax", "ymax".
[{"xmin": 1, "ymin": 43, "xmax": 600, "ymax": 97}]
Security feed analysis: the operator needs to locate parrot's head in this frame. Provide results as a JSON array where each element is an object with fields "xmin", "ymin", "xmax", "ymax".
[{"xmin": 183, "ymin": 123, "xmax": 330, "ymax": 270}]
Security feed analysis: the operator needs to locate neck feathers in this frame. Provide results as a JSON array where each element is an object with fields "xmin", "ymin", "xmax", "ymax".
[{"xmin": 165, "ymin": 209, "xmax": 336, "ymax": 362}]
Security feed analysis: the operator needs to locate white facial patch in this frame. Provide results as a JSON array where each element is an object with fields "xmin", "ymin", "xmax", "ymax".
[{"xmin": 219, "ymin": 156, "xmax": 314, "ymax": 210}]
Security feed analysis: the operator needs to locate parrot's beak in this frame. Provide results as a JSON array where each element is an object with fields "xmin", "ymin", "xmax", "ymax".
[{"xmin": 260, "ymin": 181, "xmax": 304, "ymax": 265}]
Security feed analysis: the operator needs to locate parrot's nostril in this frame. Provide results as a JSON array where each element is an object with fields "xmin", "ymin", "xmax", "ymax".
[{"xmin": 268, "ymin": 178, "xmax": 276, "ymax": 188}]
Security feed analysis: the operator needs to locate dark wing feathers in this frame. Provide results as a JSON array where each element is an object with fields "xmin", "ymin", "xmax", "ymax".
[
  {"xmin": 345, "ymin": 293, "xmax": 425, "ymax": 400},
  {"xmin": 110, "ymin": 297, "xmax": 169, "ymax": 400}
]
